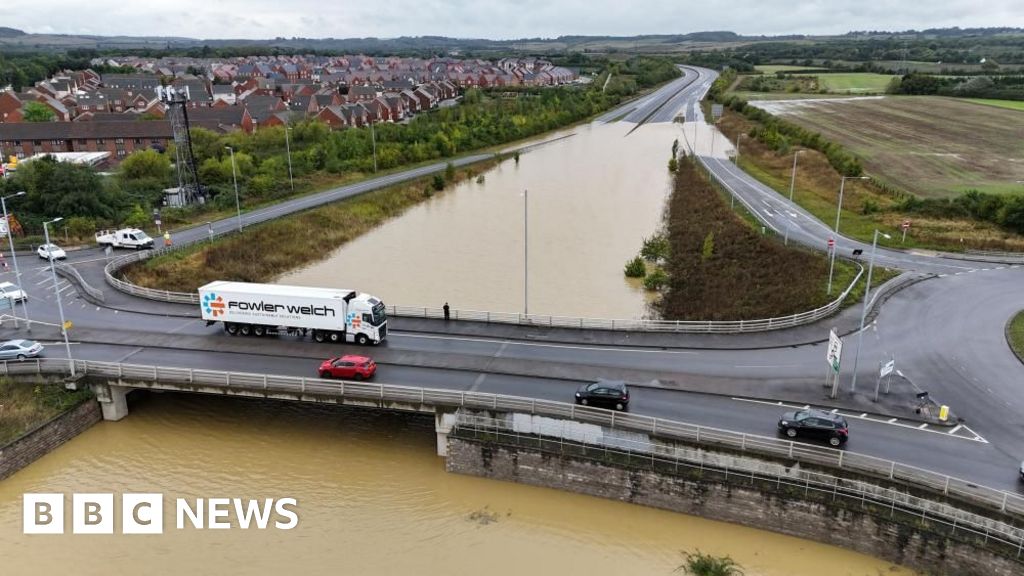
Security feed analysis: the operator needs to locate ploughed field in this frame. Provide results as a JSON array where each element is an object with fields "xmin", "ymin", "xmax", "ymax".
[{"xmin": 752, "ymin": 96, "xmax": 1024, "ymax": 198}]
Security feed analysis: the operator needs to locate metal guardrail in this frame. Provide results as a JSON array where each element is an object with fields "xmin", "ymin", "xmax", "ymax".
[
  {"xmin": 455, "ymin": 412, "xmax": 1024, "ymax": 559},
  {"xmin": 8, "ymin": 357, "xmax": 1024, "ymax": 525},
  {"xmin": 102, "ymin": 242, "xmax": 867, "ymax": 333}
]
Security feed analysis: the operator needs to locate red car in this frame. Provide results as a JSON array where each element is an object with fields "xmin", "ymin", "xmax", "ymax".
[{"xmin": 318, "ymin": 355, "xmax": 377, "ymax": 380}]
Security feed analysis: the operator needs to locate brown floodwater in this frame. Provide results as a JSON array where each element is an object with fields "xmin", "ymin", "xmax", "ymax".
[
  {"xmin": 0, "ymin": 393, "xmax": 915, "ymax": 576},
  {"xmin": 278, "ymin": 121, "xmax": 682, "ymax": 320}
]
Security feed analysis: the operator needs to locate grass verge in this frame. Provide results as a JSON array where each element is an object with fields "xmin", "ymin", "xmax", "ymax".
[
  {"xmin": 657, "ymin": 155, "xmax": 873, "ymax": 321},
  {"xmin": 1008, "ymin": 311, "xmax": 1024, "ymax": 365},
  {"xmin": 120, "ymin": 161, "xmax": 498, "ymax": 292},
  {"xmin": 0, "ymin": 378, "xmax": 93, "ymax": 445}
]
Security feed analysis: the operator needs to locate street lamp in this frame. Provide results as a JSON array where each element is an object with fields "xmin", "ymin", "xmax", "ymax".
[
  {"xmin": 734, "ymin": 133, "xmax": 747, "ymax": 164},
  {"xmin": 225, "ymin": 146, "xmax": 242, "ymax": 232},
  {"xmin": 43, "ymin": 217, "xmax": 74, "ymax": 376},
  {"xmin": 1, "ymin": 191, "xmax": 30, "ymax": 331},
  {"xmin": 788, "ymin": 150, "xmax": 803, "ymax": 201},
  {"xmin": 523, "ymin": 189, "xmax": 529, "ymax": 316},
  {"xmin": 828, "ymin": 175, "xmax": 870, "ymax": 294},
  {"xmin": 284, "ymin": 126, "xmax": 295, "ymax": 192},
  {"xmin": 850, "ymin": 228, "xmax": 891, "ymax": 394}
]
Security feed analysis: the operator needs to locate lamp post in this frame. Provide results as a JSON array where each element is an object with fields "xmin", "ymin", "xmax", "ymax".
[
  {"xmin": 735, "ymin": 133, "xmax": 746, "ymax": 164},
  {"xmin": 370, "ymin": 122, "xmax": 377, "ymax": 173},
  {"xmin": 1, "ymin": 191, "xmax": 29, "ymax": 330},
  {"xmin": 523, "ymin": 189, "xmax": 528, "ymax": 316},
  {"xmin": 828, "ymin": 175, "xmax": 870, "ymax": 295},
  {"xmin": 850, "ymin": 229, "xmax": 891, "ymax": 394},
  {"xmin": 284, "ymin": 126, "xmax": 294, "ymax": 192},
  {"xmin": 788, "ymin": 150, "xmax": 803, "ymax": 201},
  {"xmin": 225, "ymin": 146, "xmax": 242, "ymax": 232},
  {"xmin": 44, "ymin": 217, "xmax": 74, "ymax": 376}
]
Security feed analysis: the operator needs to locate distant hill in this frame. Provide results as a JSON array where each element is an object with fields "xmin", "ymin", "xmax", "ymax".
[{"xmin": 0, "ymin": 27, "xmax": 26, "ymax": 37}]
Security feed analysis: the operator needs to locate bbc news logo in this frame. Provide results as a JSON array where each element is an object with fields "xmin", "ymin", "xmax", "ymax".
[{"xmin": 23, "ymin": 493, "xmax": 299, "ymax": 534}]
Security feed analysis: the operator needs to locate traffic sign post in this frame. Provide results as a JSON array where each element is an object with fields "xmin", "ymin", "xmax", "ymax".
[
  {"xmin": 875, "ymin": 357, "xmax": 895, "ymax": 402},
  {"xmin": 826, "ymin": 328, "xmax": 843, "ymax": 399},
  {"xmin": 901, "ymin": 220, "xmax": 910, "ymax": 243},
  {"xmin": 826, "ymin": 237, "xmax": 836, "ymax": 295}
]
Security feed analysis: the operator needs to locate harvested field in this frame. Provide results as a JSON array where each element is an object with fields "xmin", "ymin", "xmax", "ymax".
[{"xmin": 752, "ymin": 96, "xmax": 1024, "ymax": 198}]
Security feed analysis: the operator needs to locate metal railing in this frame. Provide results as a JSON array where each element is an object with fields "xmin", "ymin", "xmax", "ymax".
[
  {"xmin": 102, "ymin": 243, "xmax": 867, "ymax": 333},
  {"xmin": 454, "ymin": 412, "xmax": 1024, "ymax": 559},
  {"xmin": 8, "ymin": 357, "xmax": 1024, "ymax": 523}
]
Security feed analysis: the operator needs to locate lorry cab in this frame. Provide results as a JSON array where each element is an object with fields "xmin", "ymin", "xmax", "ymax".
[{"xmin": 345, "ymin": 293, "xmax": 388, "ymax": 344}]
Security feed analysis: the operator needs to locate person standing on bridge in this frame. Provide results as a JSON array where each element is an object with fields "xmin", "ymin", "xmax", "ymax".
[{"xmin": 443, "ymin": 302, "xmax": 450, "ymax": 321}]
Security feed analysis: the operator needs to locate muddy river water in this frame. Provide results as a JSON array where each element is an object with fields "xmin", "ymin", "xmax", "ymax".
[
  {"xmin": 279, "ymin": 121, "xmax": 682, "ymax": 319},
  {"xmin": 0, "ymin": 394, "xmax": 916, "ymax": 575}
]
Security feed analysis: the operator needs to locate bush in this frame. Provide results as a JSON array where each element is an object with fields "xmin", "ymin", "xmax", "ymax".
[
  {"xmin": 668, "ymin": 157, "xmax": 679, "ymax": 172},
  {"xmin": 624, "ymin": 256, "xmax": 646, "ymax": 278},
  {"xmin": 643, "ymin": 268, "xmax": 669, "ymax": 291},
  {"xmin": 701, "ymin": 231, "xmax": 715, "ymax": 261},
  {"xmin": 676, "ymin": 550, "xmax": 743, "ymax": 576},
  {"xmin": 432, "ymin": 174, "xmax": 445, "ymax": 191},
  {"xmin": 641, "ymin": 233, "xmax": 670, "ymax": 262}
]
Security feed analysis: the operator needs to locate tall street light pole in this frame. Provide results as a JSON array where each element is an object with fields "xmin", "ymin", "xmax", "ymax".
[
  {"xmin": 850, "ymin": 229, "xmax": 891, "ymax": 394},
  {"xmin": 828, "ymin": 175, "xmax": 870, "ymax": 295},
  {"xmin": 284, "ymin": 126, "xmax": 295, "ymax": 192},
  {"xmin": 1, "ymin": 191, "xmax": 29, "ymax": 331},
  {"xmin": 734, "ymin": 133, "xmax": 746, "ymax": 164},
  {"xmin": 523, "ymin": 189, "xmax": 528, "ymax": 316},
  {"xmin": 225, "ymin": 146, "xmax": 242, "ymax": 232},
  {"xmin": 788, "ymin": 150, "xmax": 803, "ymax": 201},
  {"xmin": 44, "ymin": 217, "xmax": 74, "ymax": 376},
  {"xmin": 370, "ymin": 122, "xmax": 377, "ymax": 173}
]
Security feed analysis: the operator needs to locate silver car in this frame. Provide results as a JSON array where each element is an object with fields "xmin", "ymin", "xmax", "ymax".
[{"xmin": 0, "ymin": 339, "xmax": 44, "ymax": 360}]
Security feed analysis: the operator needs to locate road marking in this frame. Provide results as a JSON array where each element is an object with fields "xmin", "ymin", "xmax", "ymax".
[
  {"xmin": 57, "ymin": 282, "xmax": 74, "ymax": 295},
  {"xmin": 470, "ymin": 373, "xmax": 487, "ymax": 392},
  {"xmin": 730, "ymin": 397, "xmax": 987, "ymax": 443},
  {"xmin": 734, "ymin": 364, "xmax": 801, "ymax": 368}
]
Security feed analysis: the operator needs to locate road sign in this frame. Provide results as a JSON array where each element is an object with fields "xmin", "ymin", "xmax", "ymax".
[
  {"xmin": 880, "ymin": 359, "xmax": 895, "ymax": 377},
  {"xmin": 827, "ymin": 237, "xmax": 835, "ymax": 251},
  {"xmin": 901, "ymin": 220, "xmax": 910, "ymax": 243},
  {"xmin": 826, "ymin": 329, "xmax": 843, "ymax": 372},
  {"xmin": 711, "ymin": 103, "xmax": 724, "ymax": 119},
  {"xmin": 901, "ymin": 220, "xmax": 910, "ymax": 230}
]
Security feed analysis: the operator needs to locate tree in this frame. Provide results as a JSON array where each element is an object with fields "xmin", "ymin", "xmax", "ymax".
[
  {"xmin": 672, "ymin": 138, "xmax": 680, "ymax": 158},
  {"xmin": 23, "ymin": 101, "xmax": 55, "ymax": 122},
  {"xmin": 641, "ymin": 233, "xmax": 670, "ymax": 262},
  {"xmin": 17, "ymin": 156, "xmax": 123, "ymax": 222},
  {"xmin": 119, "ymin": 149, "xmax": 171, "ymax": 182},
  {"xmin": 643, "ymin": 268, "xmax": 668, "ymax": 291},
  {"xmin": 668, "ymin": 157, "xmax": 679, "ymax": 172},
  {"xmin": 432, "ymin": 174, "xmax": 445, "ymax": 191},
  {"xmin": 624, "ymin": 256, "xmax": 646, "ymax": 278},
  {"xmin": 124, "ymin": 204, "xmax": 150, "ymax": 229}
]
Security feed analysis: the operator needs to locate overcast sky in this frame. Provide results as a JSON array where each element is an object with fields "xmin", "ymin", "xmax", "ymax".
[{"xmin": 8, "ymin": 0, "xmax": 1024, "ymax": 40}]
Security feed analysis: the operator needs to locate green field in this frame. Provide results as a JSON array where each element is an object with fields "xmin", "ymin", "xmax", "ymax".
[
  {"xmin": 965, "ymin": 98, "xmax": 1024, "ymax": 112},
  {"xmin": 761, "ymin": 96, "xmax": 1024, "ymax": 198},
  {"xmin": 816, "ymin": 73, "xmax": 895, "ymax": 93},
  {"xmin": 754, "ymin": 65, "xmax": 821, "ymax": 74}
]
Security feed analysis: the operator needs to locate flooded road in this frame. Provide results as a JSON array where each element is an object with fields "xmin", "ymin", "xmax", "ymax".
[
  {"xmin": 279, "ymin": 121, "xmax": 680, "ymax": 320},
  {"xmin": 0, "ymin": 394, "xmax": 914, "ymax": 575}
]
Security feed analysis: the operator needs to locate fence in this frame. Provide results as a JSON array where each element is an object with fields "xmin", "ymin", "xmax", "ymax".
[
  {"xmin": 8, "ymin": 357, "xmax": 1024, "ymax": 524},
  {"xmin": 102, "ymin": 244, "xmax": 867, "ymax": 333},
  {"xmin": 55, "ymin": 262, "xmax": 105, "ymax": 303},
  {"xmin": 454, "ymin": 412, "xmax": 1024, "ymax": 559}
]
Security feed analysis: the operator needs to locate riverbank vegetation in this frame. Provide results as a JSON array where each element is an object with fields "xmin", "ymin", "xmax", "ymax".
[
  {"xmin": 675, "ymin": 550, "xmax": 744, "ymax": 576},
  {"xmin": 1009, "ymin": 311, "xmax": 1024, "ymax": 364},
  {"xmin": 119, "ymin": 161, "xmax": 496, "ymax": 292},
  {"xmin": 655, "ymin": 154, "xmax": 865, "ymax": 321},
  {"xmin": 0, "ymin": 378, "xmax": 93, "ymax": 445}
]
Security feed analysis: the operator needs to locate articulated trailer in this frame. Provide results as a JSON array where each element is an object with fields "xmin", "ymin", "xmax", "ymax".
[{"xmin": 198, "ymin": 281, "xmax": 387, "ymax": 344}]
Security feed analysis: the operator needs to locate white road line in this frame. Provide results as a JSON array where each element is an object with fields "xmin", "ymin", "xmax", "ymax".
[
  {"xmin": 948, "ymin": 424, "xmax": 963, "ymax": 435},
  {"xmin": 859, "ymin": 413, "xmax": 868, "ymax": 418},
  {"xmin": 730, "ymin": 397, "xmax": 986, "ymax": 443},
  {"xmin": 470, "ymin": 373, "xmax": 487, "ymax": 392},
  {"xmin": 57, "ymin": 282, "xmax": 74, "ymax": 295}
]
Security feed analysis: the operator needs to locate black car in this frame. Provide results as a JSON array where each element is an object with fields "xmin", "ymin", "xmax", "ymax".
[
  {"xmin": 777, "ymin": 409, "xmax": 849, "ymax": 447},
  {"xmin": 575, "ymin": 380, "xmax": 630, "ymax": 411}
]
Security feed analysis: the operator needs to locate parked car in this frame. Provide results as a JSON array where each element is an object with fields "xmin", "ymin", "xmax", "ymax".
[
  {"xmin": 574, "ymin": 379, "xmax": 630, "ymax": 411},
  {"xmin": 0, "ymin": 339, "xmax": 43, "ymax": 360},
  {"xmin": 1019, "ymin": 461, "xmax": 1024, "ymax": 482},
  {"xmin": 318, "ymin": 355, "xmax": 377, "ymax": 380},
  {"xmin": 778, "ymin": 409, "xmax": 849, "ymax": 446},
  {"xmin": 37, "ymin": 243, "xmax": 67, "ymax": 260},
  {"xmin": 0, "ymin": 281, "xmax": 27, "ymax": 302}
]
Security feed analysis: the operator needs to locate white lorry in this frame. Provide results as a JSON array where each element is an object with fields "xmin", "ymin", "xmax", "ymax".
[
  {"xmin": 198, "ymin": 281, "xmax": 387, "ymax": 345},
  {"xmin": 96, "ymin": 228, "xmax": 155, "ymax": 249}
]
